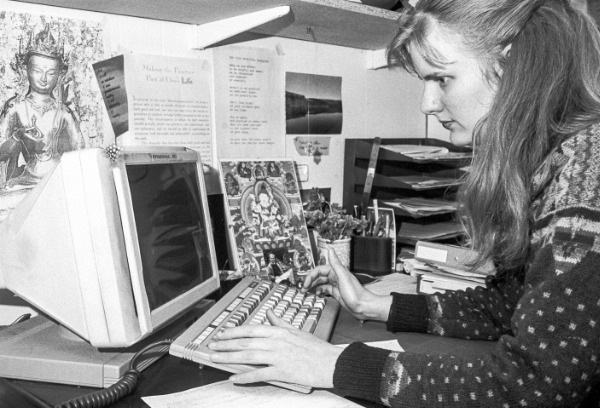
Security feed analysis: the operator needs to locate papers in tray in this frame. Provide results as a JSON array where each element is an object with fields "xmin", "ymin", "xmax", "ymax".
[
  {"xmin": 397, "ymin": 221, "xmax": 464, "ymax": 242},
  {"xmin": 382, "ymin": 144, "xmax": 449, "ymax": 157},
  {"xmin": 390, "ymin": 175, "xmax": 462, "ymax": 190},
  {"xmin": 381, "ymin": 145, "xmax": 472, "ymax": 161},
  {"xmin": 380, "ymin": 197, "xmax": 457, "ymax": 217}
]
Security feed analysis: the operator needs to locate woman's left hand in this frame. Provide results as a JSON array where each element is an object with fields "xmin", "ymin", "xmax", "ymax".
[{"xmin": 208, "ymin": 309, "xmax": 343, "ymax": 388}]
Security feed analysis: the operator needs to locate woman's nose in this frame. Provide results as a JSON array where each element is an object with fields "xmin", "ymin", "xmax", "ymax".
[{"xmin": 420, "ymin": 83, "xmax": 443, "ymax": 115}]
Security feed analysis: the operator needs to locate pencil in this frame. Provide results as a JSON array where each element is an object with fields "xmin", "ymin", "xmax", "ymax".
[
  {"xmin": 373, "ymin": 199, "xmax": 379, "ymax": 222},
  {"xmin": 384, "ymin": 214, "xmax": 390, "ymax": 238}
]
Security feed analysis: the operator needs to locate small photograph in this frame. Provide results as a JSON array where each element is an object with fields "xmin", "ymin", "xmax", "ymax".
[
  {"xmin": 263, "ymin": 249, "xmax": 294, "ymax": 284},
  {"xmin": 300, "ymin": 187, "xmax": 331, "ymax": 212},
  {"xmin": 285, "ymin": 72, "xmax": 343, "ymax": 135}
]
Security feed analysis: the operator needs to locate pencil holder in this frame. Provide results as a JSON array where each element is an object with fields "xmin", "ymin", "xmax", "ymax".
[{"xmin": 351, "ymin": 235, "xmax": 393, "ymax": 276}]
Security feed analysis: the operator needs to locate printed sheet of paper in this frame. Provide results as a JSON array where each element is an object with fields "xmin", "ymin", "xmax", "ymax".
[
  {"xmin": 142, "ymin": 380, "xmax": 362, "ymax": 408},
  {"xmin": 336, "ymin": 339, "xmax": 404, "ymax": 352},
  {"xmin": 94, "ymin": 53, "xmax": 214, "ymax": 166},
  {"xmin": 213, "ymin": 47, "xmax": 285, "ymax": 158}
]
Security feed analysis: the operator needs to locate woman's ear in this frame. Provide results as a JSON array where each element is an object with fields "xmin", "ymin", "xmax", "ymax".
[{"xmin": 493, "ymin": 43, "xmax": 512, "ymax": 79}]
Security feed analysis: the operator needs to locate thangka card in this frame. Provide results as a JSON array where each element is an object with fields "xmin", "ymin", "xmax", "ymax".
[{"xmin": 219, "ymin": 160, "xmax": 314, "ymax": 283}]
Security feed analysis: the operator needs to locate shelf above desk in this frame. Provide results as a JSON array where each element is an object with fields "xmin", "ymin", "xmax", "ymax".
[{"xmin": 14, "ymin": 0, "xmax": 402, "ymax": 50}]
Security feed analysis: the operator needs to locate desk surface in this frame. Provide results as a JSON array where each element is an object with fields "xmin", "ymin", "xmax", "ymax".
[{"xmin": 8, "ymin": 274, "xmax": 497, "ymax": 408}]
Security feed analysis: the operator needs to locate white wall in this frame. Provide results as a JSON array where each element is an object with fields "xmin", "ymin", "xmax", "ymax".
[
  {"xmin": 0, "ymin": 0, "xmax": 426, "ymax": 321},
  {"xmin": 2, "ymin": 0, "xmax": 425, "ymax": 204}
]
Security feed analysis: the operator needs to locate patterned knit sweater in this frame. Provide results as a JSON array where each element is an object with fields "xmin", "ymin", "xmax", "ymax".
[{"xmin": 333, "ymin": 124, "xmax": 600, "ymax": 407}]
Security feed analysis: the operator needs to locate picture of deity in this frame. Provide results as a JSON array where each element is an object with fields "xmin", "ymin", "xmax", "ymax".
[
  {"xmin": 220, "ymin": 159, "xmax": 314, "ymax": 281},
  {"xmin": 266, "ymin": 161, "xmax": 280, "ymax": 177},
  {"xmin": 0, "ymin": 14, "xmax": 105, "ymax": 222},
  {"xmin": 0, "ymin": 24, "xmax": 84, "ymax": 191},
  {"xmin": 224, "ymin": 172, "xmax": 240, "ymax": 196}
]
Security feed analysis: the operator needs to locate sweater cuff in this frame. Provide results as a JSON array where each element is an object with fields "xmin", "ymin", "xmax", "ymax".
[
  {"xmin": 333, "ymin": 342, "xmax": 390, "ymax": 401},
  {"xmin": 386, "ymin": 292, "xmax": 429, "ymax": 333}
]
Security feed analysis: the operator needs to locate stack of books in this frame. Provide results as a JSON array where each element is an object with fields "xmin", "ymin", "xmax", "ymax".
[{"xmin": 403, "ymin": 241, "xmax": 496, "ymax": 294}]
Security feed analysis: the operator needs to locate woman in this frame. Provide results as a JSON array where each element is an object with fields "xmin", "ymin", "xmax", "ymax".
[{"xmin": 208, "ymin": 0, "xmax": 600, "ymax": 406}]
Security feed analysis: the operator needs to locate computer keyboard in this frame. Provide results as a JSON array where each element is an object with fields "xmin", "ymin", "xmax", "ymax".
[{"xmin": 169, "ymin": 276, "xmax": 340, "ymax": 393}]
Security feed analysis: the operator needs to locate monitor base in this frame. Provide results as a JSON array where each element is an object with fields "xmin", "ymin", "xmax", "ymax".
[{"xmin": 0, "ymin": 299, "xmax": 213, "ymax": 388}]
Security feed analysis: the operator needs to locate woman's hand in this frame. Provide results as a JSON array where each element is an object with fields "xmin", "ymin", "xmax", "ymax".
[
  {"xmin": 302, "ymin": 246, "xmax": 392, "ymax": 322},
  {"xmin": 208, "ymin": 309, "xmax": 343, "ymax": 388}
]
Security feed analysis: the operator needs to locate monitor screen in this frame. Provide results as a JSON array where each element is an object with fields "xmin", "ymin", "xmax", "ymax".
[{"xmin": 127, "ymin": 162, "xmax": 214, "ymax": 311}]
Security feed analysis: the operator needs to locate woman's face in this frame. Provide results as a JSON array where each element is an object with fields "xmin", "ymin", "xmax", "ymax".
[{"xmin": 410, "ymin": 24, "xmax": 497, "ymax": 147}]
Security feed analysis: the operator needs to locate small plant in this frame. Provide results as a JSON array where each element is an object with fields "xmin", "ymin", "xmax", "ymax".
[{"xmin": 304, "ymin": 194, "xmax": 361, "ymax": 241}]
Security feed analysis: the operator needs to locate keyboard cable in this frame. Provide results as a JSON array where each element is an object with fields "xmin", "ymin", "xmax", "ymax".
[{"xmin": 56, "ymin": 339, "xmax": 173, "ymax": 408}]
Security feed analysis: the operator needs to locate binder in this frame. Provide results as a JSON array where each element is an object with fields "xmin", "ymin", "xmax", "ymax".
[{"xmin": 414, "ymin": 241, "xmax": 495, "ymax": 276}]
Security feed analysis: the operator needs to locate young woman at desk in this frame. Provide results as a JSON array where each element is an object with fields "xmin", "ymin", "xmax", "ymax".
[{"xmin": 209, "ymin": 0, "xmax": 600, "ymax": 405}]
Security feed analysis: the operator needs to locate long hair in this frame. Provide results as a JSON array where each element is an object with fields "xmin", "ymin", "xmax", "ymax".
[{"xmin": 388, "ymin": 0, "xmax": 600, "ymax": 271}]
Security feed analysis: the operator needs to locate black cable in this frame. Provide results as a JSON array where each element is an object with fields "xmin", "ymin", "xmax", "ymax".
[{"xmin": 55, "ymin": 339, "xmax": 173, "ymax": 408}]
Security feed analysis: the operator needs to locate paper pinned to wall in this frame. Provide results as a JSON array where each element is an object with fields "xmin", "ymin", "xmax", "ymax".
[
  {"xmin": 293, "ymin": 136, "xmax": 331, "ymax": 156},
  {"xmin": 212, "ymin": 46, "xmax": 286, "ymax": 159},
  {"xmin": 93, "ymin": 53, "xmax": 214, "ymax": 166}
]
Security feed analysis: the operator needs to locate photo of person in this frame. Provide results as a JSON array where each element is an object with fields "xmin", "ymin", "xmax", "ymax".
[{"xmin": 264, "ymin": 250, "xmax": 293, "ymax": 285}]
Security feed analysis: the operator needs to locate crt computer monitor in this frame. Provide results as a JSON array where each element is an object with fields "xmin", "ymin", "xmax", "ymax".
[{"xmin": 0, "ymin": 146, "xmax": 221, "ymax": 387}]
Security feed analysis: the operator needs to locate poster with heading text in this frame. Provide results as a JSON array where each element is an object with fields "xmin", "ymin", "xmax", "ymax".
[
  {"xmin": 94, "ymin": 53, "xmax": 214, "ymax": 167},
  {"xmin": 212, "ymin": 47, "xmax": 285, "ymax": 159}
]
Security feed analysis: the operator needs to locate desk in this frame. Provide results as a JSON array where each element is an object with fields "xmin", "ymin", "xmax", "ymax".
[{"xmin": 7, "ymin": 274, "xmax": 497, "ymax": 407}]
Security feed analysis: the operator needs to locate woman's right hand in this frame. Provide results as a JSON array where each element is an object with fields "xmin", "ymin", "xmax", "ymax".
[{"xmin": 301, "ymin": 246, "xmax": 392, "ymax": 322}]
